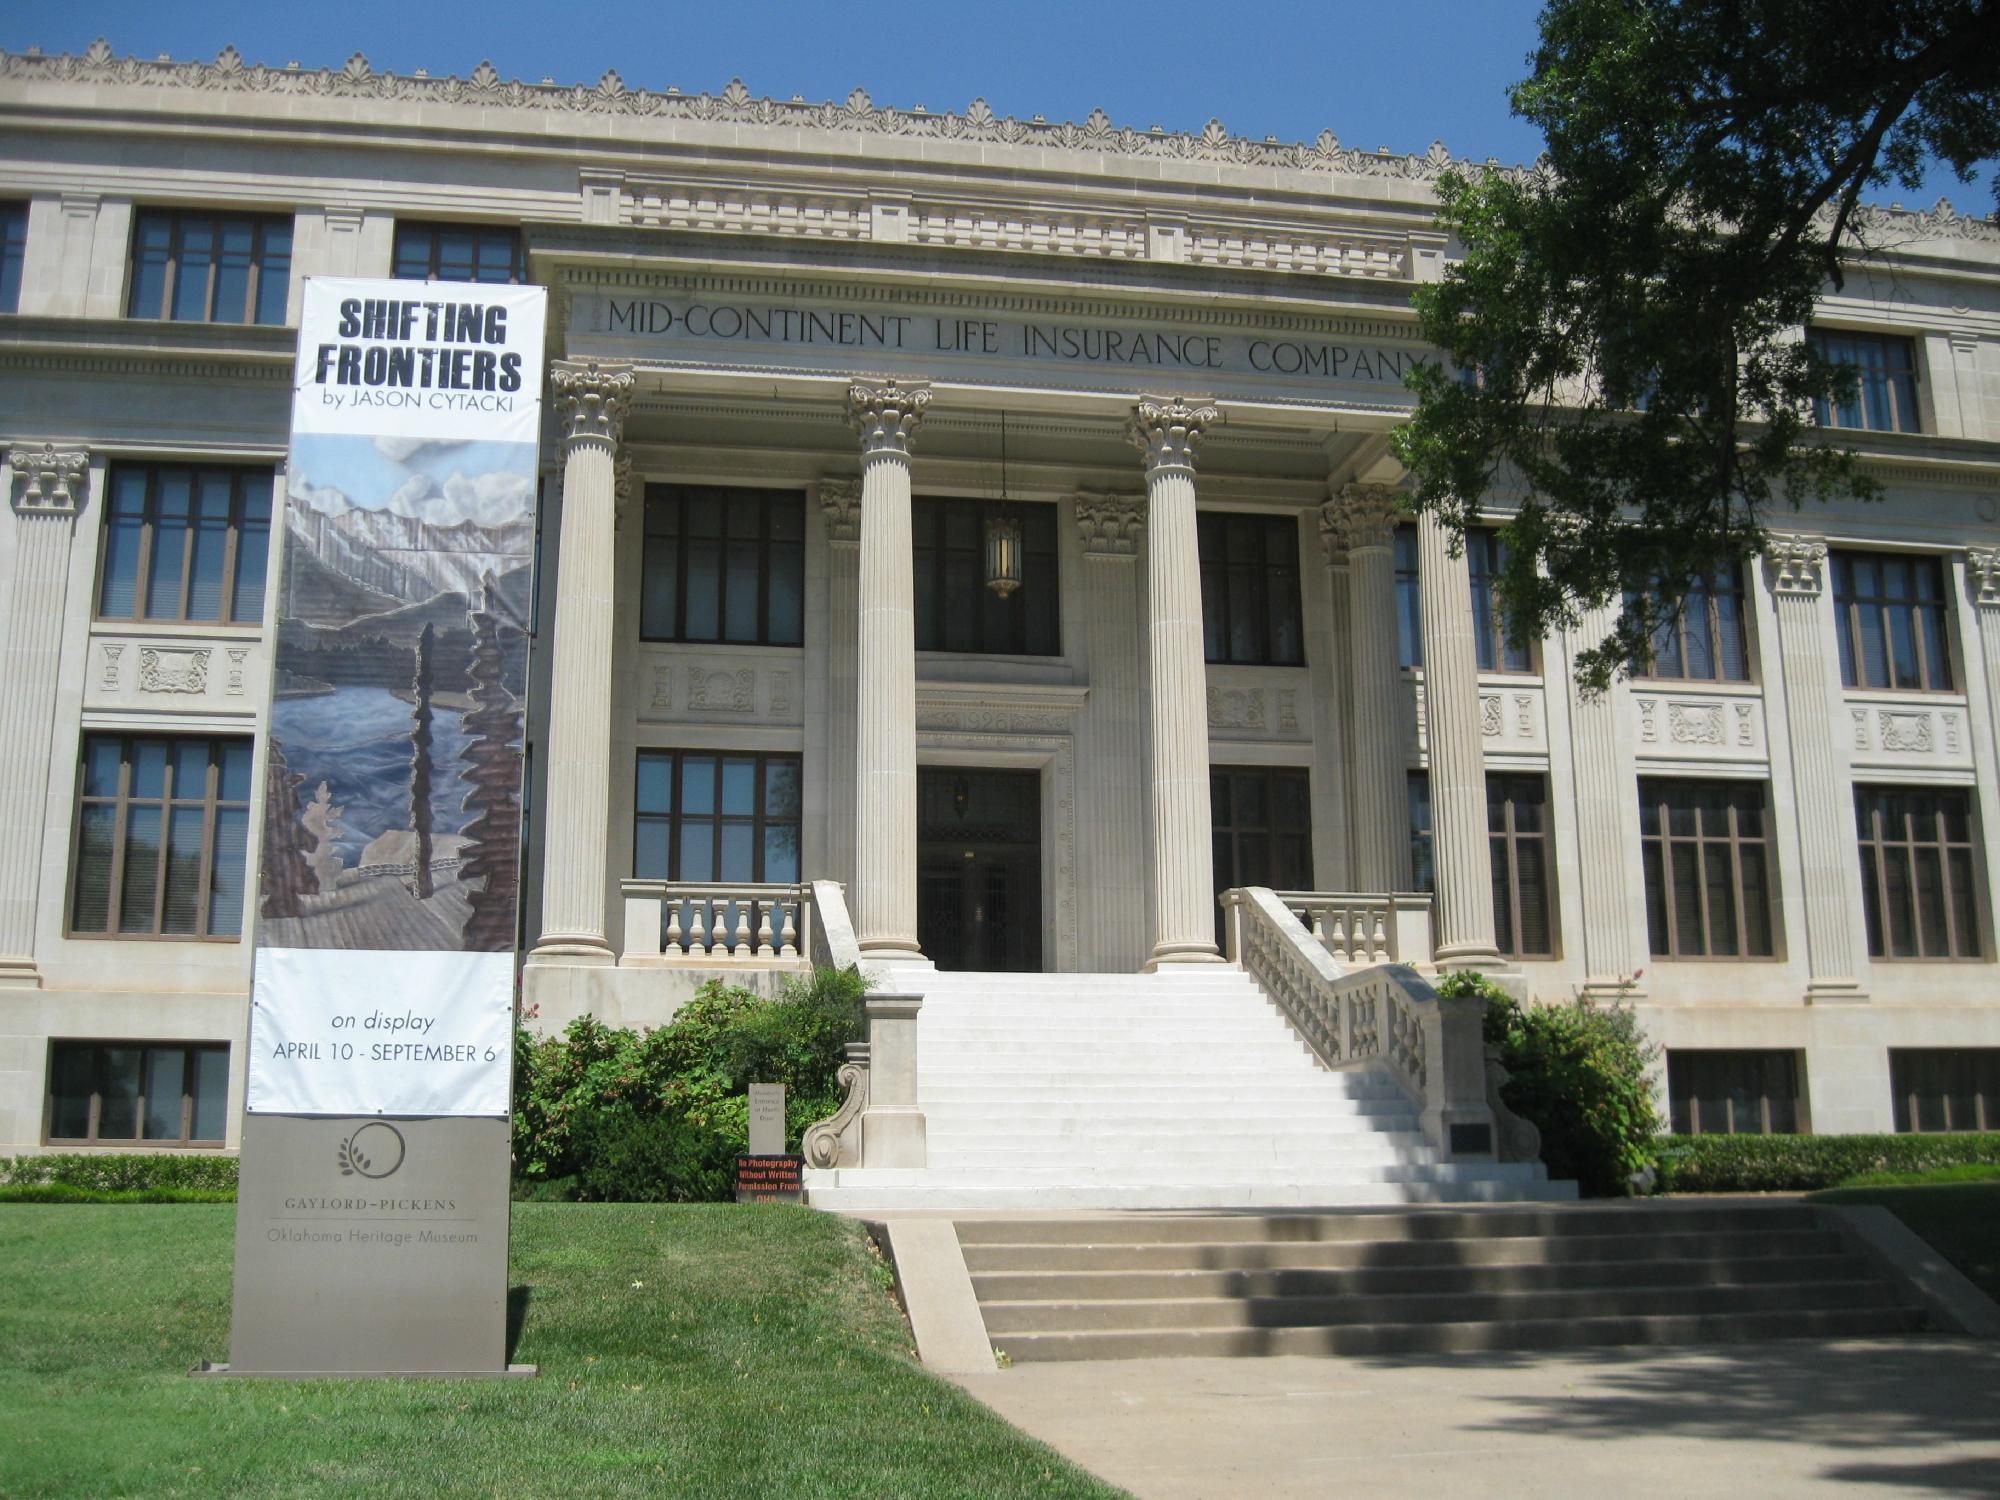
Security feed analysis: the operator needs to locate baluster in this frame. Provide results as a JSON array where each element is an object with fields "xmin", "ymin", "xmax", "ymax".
[
  {"xmin": 733, "ymin": 900, "xmax": 752, "ymax": 959},
  {"xmin": 688, "ymin": 900, "xmax": 709, "ymax": 958},
  {"xmin": 756, "ymin": 899, "xmax": 776, "ymax": 958},
  {"xmin": 665, "ymin": 897, "xmax": 683, "ymax": 957},
  {"xmin": 1371, "ymin": 909, "xmax": 1389, "ymax": 963},
  {"xmin": 1328, "ymin": 908, "xmax": 1350, "ymax": 963},
  {"xmin": 779, "ymin": 899, "xmax": 800, "ymax": 959}
]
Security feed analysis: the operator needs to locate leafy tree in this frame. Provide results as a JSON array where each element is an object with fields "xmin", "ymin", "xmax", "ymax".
[
  {"xmin": 1395, "ymin": 0, "xmax": 2000, "ymax": 689},
  {"xmin": 257, "ymin": 737, "xmax": 313, "ymax": 920},
  {"xmin": 409, "ymin": 621, "xmax": 435, "ymax": 900},
  {"xmin": 459, "ymin": 597, "xmax": 524, "ymax": 951}
]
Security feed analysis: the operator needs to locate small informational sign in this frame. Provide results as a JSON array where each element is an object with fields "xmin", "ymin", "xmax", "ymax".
[
  {"xmin": 735, "ymin": 1155, "xmax": 805, "ymax": 1203},
  {"xmin": 748, "ymin": 1082, "xmax": 786, "ymax": 1157}
]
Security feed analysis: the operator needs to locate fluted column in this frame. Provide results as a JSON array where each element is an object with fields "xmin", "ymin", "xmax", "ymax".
[
  {"xmin": 1417, "ymin": 511, "xmax": 1501, "ymax": 968},
  {"xmin": 1076, "ymin": 492, "xmax": 1149, "ymax": 971},
  {"xmin": 1563, "ymin": 604, "xmax": 1643, "ymax": 993},
  {"xmin": 1326, "ymin": 485, "xmax": 1410, "ymax": 892},
  {"xmin": 1130, "ymin": 396, "xmax": 1224, "ymax": 966},
  {"xmin": 819, "ymin": 478, "xmax": 862, "ymax": 893},
  {"xmin": 849, "ymin": 379, "xmax": 930, "ymax": 960},
  {"xmin": 0, "ymin": 445, "xmax": 88, "ymax": 986},
  {"xmin": 1766, "ymin": 536, "xmax": 1864, "ymax": 1000},
  {"xmin": 1960, "ymin": 549, "xmax": 2000, "ymax": 951},
  {"xmin": 529, "ymin": 361, "xmax": 633, "ymax": 964}
]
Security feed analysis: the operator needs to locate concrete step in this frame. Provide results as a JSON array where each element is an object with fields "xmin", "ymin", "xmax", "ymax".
[
  {"xmin": 809, "ymin": 1179, "xmax": 1577, "ymax": 1211},
  {"xmin": 952, "ymin": 1205, "xmax": 1822, "ymax": 1244}
]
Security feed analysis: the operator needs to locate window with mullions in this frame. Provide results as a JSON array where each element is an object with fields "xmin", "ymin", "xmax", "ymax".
[
  {"xmin": 1833, "ymin": 552, "xmax": 1953, "ymax": 692},
  {"xmin": 1856, "ymin": 787, "xmax": 1981, "ymax": 960},
  {"xmin": 1210, "ymin": 766, "xmax": 1312, "ymax": 946},
  {"xmin": 1467, "ymin": 529, "xmax": 1534, "ymax": 673},
  {"xmin": 47, "ymin": 1041, "xmax": 229, "ymax": 1146},
  {"xmin": 1632, "ymin": 567, "xmax": 1751, "ymax": 682},
  {"xmin": 640, "ymin": 486, "xmax": 804, "ymax": 646},
  {"xmin": 0, "ymin": 201, "xmax": 26, "ymax": 313},
  {"xmin": 1669, "ymin": 1050, "xmax": 1803, "ymax": 1135},
  {"xmin": 1395, "ymin": 524, "xmax": 1424, "ymax": 668},
  {"xmin": 392, "ymin": 222, "xmax": 526, "ymax": 284},
  {"xmin": 127, "ymin": 209, "xmax": 291, "ymax": 325},
  {"xmin": 1488, "ymin": 773, "xmax": 1555, "ymax": 957},
  {"xmin": 1199, "ymin": 512, "xmax": 1303, "ymax": 666},
  {"xmin": 633, "ymin": 751, "xmax": 802, "ymax": 885},
  {"xmin": 1408, "ymin": 772, "xmax": 1433, "ymax": 892},
  {"xmin": 1891, "ymin": 1049, "xmax": 1999, "ymax": 1133},
  {"xmin": 1811, "ymin": 328, "xmax": 1921, "ymax": 434},
  {"xmin": 913, "ymin": 499, "xmax": 1059, "ymax": 656},
  {"xmin": 1639, "ymin": 779, "xmax": 1776, "ymax": 959},
  {"xmin": 71, "ymin": 735, "xmax": 253, "ymax": 939},
  {"xmin": 98, "ymin": 464, "xmax": 272, "ymax": 624}
]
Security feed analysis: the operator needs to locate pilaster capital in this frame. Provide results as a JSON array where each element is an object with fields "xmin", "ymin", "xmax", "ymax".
[
  {"xmin": 1763, "ymin": 533, "xmax": 1828, "ymax": 597},
  {"xmin": 847, "ymin": 378, "xmax": 930, "ymax": 458},
  {"xmin": 550, "ymin": 360, "xmax": 635, "ymax": 452},
  {"xmin": 1127, "ymin": 395, "xmax": 1217, "ymax": 474},
  {"xmin": 8, "ymin": 444, "xmax": 90, "ymax": 517},
  {"xmin": 819, "ymin": 476, "xmax": 863, "ymax": 544},
  {"xmin": 1324, "ymin": 482, "xmax": 1405, "ymax": 554},
  {"xmin": 1967, "ymin": 546, "xmax": 2000, "ymax": 608},
  {"xmin": 1075, "ymin": 491, "xmax": 1146, "ymax": 557}
]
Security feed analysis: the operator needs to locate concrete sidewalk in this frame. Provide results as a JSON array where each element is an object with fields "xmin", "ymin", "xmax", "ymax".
[{"xmin": 955, "ymin": 1339, "xmax": 2000, "ymax": 1499}]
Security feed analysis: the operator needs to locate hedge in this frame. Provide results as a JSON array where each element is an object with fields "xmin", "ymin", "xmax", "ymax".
[
  {"xmin": 0, "ymin": 1153, "xmax": 239, "ymax": 1196},
  {"xmin": 1659, "ymin": 1132, "xmax": 2000, "ymax": 1193}
]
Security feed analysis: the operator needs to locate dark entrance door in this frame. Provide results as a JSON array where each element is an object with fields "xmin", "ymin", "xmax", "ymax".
[{"xmin": 917, "ymin": 768, "xmax": 1042, "ymax": 971}]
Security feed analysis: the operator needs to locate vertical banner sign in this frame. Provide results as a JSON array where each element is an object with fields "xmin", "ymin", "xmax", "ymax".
[{"xmin": 222, "ymin": 278, "xmax": 547, "ymax": 1376}]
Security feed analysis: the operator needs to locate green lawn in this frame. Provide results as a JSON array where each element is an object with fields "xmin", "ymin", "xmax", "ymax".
[
  {"xmin": 0, "ymin": 1204, "xmax": 1127, "ymax": 1500},
  {"xmin": 1810, "ymin": 1182, "xmax": 2000, "ymax": 1304}
]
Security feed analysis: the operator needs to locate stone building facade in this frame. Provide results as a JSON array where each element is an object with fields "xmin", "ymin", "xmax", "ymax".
[{"xmin": 2, "ymin": 41, "xmax": 1999, "ymax": 1160}]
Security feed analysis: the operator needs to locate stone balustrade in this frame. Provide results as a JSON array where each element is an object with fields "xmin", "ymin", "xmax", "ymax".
[
  {"xmin": 1270, "ymin": 890, "xmax": 1433, "ymax": 968},
  {"xmin": 619, "ymin": 881, "xmax": 814, "ymax": 965}
]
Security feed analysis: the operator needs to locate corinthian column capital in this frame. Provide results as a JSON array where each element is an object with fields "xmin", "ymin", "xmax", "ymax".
[
  {"xmin": 1127, "ymin": 395, "xmax": 1218, "ymax": 474},
  {"xmin": 551, "ymin": 360, "xmax": 635, "ymax": 452},
  {"xmin": 8, "ymin": 444, "xmax": 90, "ymax": 516},
  {"xmin": 1075, "ymin": 491, "xmax": 1146, "ymax": 558},
  {"xmin": 1763, "ymin": 533, "xmax": 1828, "ymax": 596},
  {"xmin": 1966, "ymin": 546, "xmax": 2000, "ymax": 608},
  {"xmin": 847, "ymin": 378, "xmax": 931, "ymax": 457},
  {"xmin": 1325, "ymin": 482, "xmax": 1405, "ymax": 553}
]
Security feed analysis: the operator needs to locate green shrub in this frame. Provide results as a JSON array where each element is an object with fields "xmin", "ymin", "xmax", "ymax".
[
  {"xmin": 0, "ymin": 1183, "xmax": 235, "ymax": 1204},
  {"xmin": 1444, "ymin": 973, "xmax": 1663, "ymax": 1197},
  {"xmin": 569, "ymin": 1109, "xmax": 737, "ymax": 1203},
  {"xmin": 1659, "ymin": 1132, "xmax": 2000, "ymax": 1193},
  {"xmin": 0, "ymin": 1153, "xmax": 239, "ymax": 1195}
]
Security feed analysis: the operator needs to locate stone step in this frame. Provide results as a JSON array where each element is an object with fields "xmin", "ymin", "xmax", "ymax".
[
  {"xmin": 916, "ymin": 1085, "xmax": 1409, "ymax": 1104},
  {"xmin": 951, "ymin": 1205, "xmax": 1822, "ymax": 1245},
  {"xmin": 807, "ymin": 1178, "xmax": 1575, "ymax": 1211},
  {"xmin": 991, "ymin": 1305, "xmax": 1928, "ymax": 1362},
  {"xmin": 925, "ymin": 1141, "xmax": 1437, "ymax": 1164}
]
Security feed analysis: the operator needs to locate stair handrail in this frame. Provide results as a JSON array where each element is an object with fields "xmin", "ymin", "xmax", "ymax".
[
  {"xmin": 807, "ymin": 879, "xmax": 864, "ymax": 970},
  {"xmin": 1221, "ymin": 885, "xmax": 1501, "ymax": 1161}
]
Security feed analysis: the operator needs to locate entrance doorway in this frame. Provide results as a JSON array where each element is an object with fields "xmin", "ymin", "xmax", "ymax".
[{"xmin": 918, "ymin": 768, "xmax": 1043, "ymax": 971}]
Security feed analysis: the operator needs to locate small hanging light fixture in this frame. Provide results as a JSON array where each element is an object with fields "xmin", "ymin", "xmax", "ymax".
[{"xmin": 984, "ymin": 411, "xmax": 1023, "ymax": 598}]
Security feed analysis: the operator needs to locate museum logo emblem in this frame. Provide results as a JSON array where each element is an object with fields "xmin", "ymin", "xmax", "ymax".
[{"xmin": 336, "ymin": 1121, "xmax": 408, "ymax": 1179}]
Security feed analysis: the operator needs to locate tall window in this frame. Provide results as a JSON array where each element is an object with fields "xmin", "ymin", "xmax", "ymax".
[
  {"xmin": 128, "ymin": 209, "xmax": 291, "ymax": 325},
  {"xmin": 1669, "ymin": 1050, "xmax": 1802, "ymax": 1135},
  {"xmin": 1211, "ymin": 766, "xmax": 1312, "ymax": 946},
  {"xmin": 633, "ymin": 751, "xmax": 802, "ymax": 884},
  {"xmin": 1395, "ymin": 524, "xmax": 1424, "ymax": 669},
  {"xmin": 392, "ymin": 222, "xmax": 526, "ymax": 284},
  {"xmin": 1635, "ymin": 567, "xmax": 1751, "ymax": 682},
  {"xmin": 640, "ymin": 486, "xmax": 804, "ymax": 645},
  {"xmin": 98, "ymin": 464, "xmax": 272, "ymax": 624},
  {"xmin": 1833, "ymin": 552, "xmax": 1953, "ymax": 692},
  {"xmin": 914, "ymin": 499, "xmax": 1059, "ymax": 655},
  {"xmin": 1488, "ymin": 774, "xmax": 1555, "ymax": 957},
  {"xmin": 47, "ymin": 1041, "xmax": 229, "ymax": 1146},
  {"xmin": 0, "ymin": 201, "xmax": 25, "ymax": 314},
  {"xmin": 1407, "ymin": 772, "xmax": 1433, "ymax": 892},
  {"xmin": 1468, "ymin": 529, "xmax": 1534, "ymax": 672},
  {"xmin": 71, "ymin": 735, "xmax": 253, "ymax": 939},
  {"xmin": 1199, "ymin": 512, "xmax": 1303, "ymax": 666},
  {"xmin": 1638, "ymin": 779, "xmax": 1776, "ymax": 958},
  {"xmin": 1811, "ymin": 328, "xmax": 1921, "ymax": 433},
  {"xmin": 1891, "ymin": 1049, "xmax": 1999, "ymax": 1133},
  {"xmin": 1856, "ymin": 787, "xmax": 1981, "ymax": 960}
]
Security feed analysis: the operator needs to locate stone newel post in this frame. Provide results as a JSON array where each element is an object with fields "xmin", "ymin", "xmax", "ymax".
[
  {"xmin": 530, "ymin": 360, "xmax": 634, "ymax": 964},
  {"xmin": 0, "ymin": 445, "xmax": 88, "ymax": 986},
  {"xmin": 1325, "ymin": 483, "xmax": 1411, "ymax": 893},
  {"xmin": 848, "ymin": 379, "xmax": 930, "ymax": 960},
  {"xmin": 1130, "ymin": 396, "xmax": 1225, "ymax": 966}
]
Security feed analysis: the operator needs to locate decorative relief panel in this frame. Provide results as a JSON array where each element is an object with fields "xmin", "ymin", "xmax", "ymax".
[
  {"xmin": 1842, "ymin": 695, "xmax": 1972, "ymax": 771},
  {"xmin": 85, "ymin": 633, "xmax": 262, "ymax": 714},
  {"xmin": 1203, "ymin": 674, "xmax": 1312, "ymax": 741},
  {"xmin": 633, "ymin": 651, "xmax": 805, "ymax": 724},
  {"xmin": 1208, "ymin": 687, "xmax": 1267, "ymax": 732},
  {"xmin": 1635, "ymin": 691, "xmax": 1766, "ymax": 763}
]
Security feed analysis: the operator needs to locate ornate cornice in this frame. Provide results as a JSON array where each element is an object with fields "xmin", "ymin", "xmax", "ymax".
[
  {"xmin": 848, "ymin": 379, "xmax": 930, "ymax": 458},
  {"xmin": 1074, "ymin": 491, "xmax": 1146, "ymax": 557},
  {"xmin": 1324, "ymin": 482, "xmax": 1405, "ymax": 554},
  {"xmin": 1967, "ymin": 546, "xmax": 2000, "ymax": 609},
  {"xmin": 551, "ymin": 359, "xmax": 634, "ymax": 450},
  {"xmin": 1764, "ymin": 534, "xmax": 1829, "ymax": 597},
  {"xmin": 1824, "ymin": 196, "xmax": 2000, "ymax": 248},
  {"xmin": 1128, "ymin": 396, "xmax": 1217, "ymax": 474},
  {"xmin": 8, "ymin": 444, "xmax": 90, "ymax": 516},
  {"xmin": 818, "ymin": 476, "xmax": 862, "ymax": 543}
]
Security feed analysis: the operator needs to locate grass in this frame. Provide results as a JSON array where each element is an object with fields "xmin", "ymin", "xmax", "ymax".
[
  {"xmin": 1809, "ymin": 1180, "xmax": 2000, "ymax": 1304},
  {"xmin": 1830, "ymin": 1162, "xmax": 2000, "ymax": 1189},
  {"xmin": 0, "ymin": 1203, "xmax": 1127, "ymax": 1500}
]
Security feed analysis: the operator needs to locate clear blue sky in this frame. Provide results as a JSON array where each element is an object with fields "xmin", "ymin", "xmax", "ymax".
[{"xmin": 2, "ymin": 0, "xmax": 1987, "ymax": 211}]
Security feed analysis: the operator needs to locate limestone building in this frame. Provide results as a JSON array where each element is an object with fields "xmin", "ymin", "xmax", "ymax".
[{"xmin": 2, "ymin": 41, "xmax": 1998, "ymax": 1174}]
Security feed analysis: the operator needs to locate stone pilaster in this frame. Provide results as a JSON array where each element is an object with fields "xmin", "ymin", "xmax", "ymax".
[
  {"xmin": 1325, "ymin": 484, "xmax": 1410, "ymax": 892},
  {"xmin": 1765, "ymin": 534, "xmax": 1863, "ymax": 1000},
  {"xmin": 1417, "ymin": 511, "xmax": 1501, "ymax": 968},
  {"xmin": 0, "ymin": 445, "xmax": 88, "ymax": 986},
  {"xmin": 1961, "ymin": 547, "xmax": 2000, "ymax": 954},
  {"xmin": 529, "ymin": 361, "xmax": 633, "ymax": 964},
  {"xmin": 819, "ymin": 476, "xmax": 862, "ymax": 893},
  {"xmin": 848, "ymin": 378, "xmax": 930, "ymax": 960},
  {"xmin": 1129, "ymin": 396, "xmax": 1224, "ymax": 965},
  {"xmin": 1561, "ymin": 605, "xmax": 1644, "ymax": 994},
  {"xmin": 1312, "ymin": 507, "xmax": 1355, "ymax": 888},
  {"xmin": 1076, "ymin": 491, "xmax": 1149, "ymax": 971}
]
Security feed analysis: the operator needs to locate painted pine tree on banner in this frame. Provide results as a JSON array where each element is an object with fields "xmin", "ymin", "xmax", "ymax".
[
  {"xmin": 259, "ymin": 738, "xmax": 314, "ymax": 919},
  {"xmin": 459, "ymin": 590, "xmax": 524, "ymax": 951},
  {"xmin": 409, "ymin": 622, "xmax": 436, "ymax": 901}
]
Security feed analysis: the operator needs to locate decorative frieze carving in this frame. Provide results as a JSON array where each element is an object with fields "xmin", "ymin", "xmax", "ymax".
[
  {"xmin": 1325, "ymin": 483, "xmax": 1404, "ymax": 553},
  {"xmin": 100, "ymin": 644, "xmax": 124, "ymax": 690},
  {"xmin": 1074, "ymin": 492, "xmax": 1146, "ymax": 557},
  {"xmin": 770, "ymin": 672, "xmax": 793, "ymax": 715},
  {"xmin": 687, "ymin": 668, "xmax": 755, "ymax": 713},
  {"xmin": 1278, "ymin": 689, "xmax": 1300, "ymax": 732},
  {"xmin": 818, "ymin": 476, "xmax": 862, "ymax": 543},
  {"xmin": 225, "ymin": 648, "xmax": 249, "ymax": 695},
  {"xmin": 848, "ymin": 379, "xmax": 931, "ymax": 455},
  {"xmin": 650, "ymin": 666, "xmax": 672, "ymax": 710},
  {"xmin": 1879, "ymin": 710, "xmax": 1934, "ymax": 754},
  {"xmin": 1187, "ymin": 225, "xmax": 1407, "ymax": 279},
  {"xmin": 1735, "ymin": 703, "xmax": 1755, "ymax": 746},
  {"xmin": 909, "ymin": 202, "xmax": 1146, "ymax": 259},
  {"xmin": 138, "ymin": 647, "xmax": 210, "ymax": 695},
  {"xmin": 8, "ymin": 444, "xmax": 90, "ymax": 515},
  {"xmin": 1637, "ymin": 697, "xmax": 1657, "ymax": 743},
  {"xmin": 626, "ymin": 179, "xmax": 869, "ymax": 239},
  {"xmin": 1207, "ymin": 687, "xmax": 1266, "ymax": 732},
  {"xmin": 916, "ymin": 706, "xmax": 1073, "ymax": 734},
  {"xmin": 1668, "ymin": 702, "xmax": 1725, "ymax": 745},
  {"xmin": 1764, "ymin": 534, "xmax": 1828, "ymax": 596},
  {"xmin": 1480, "ymin": 695, "xmax": 1502, "ymax": 737},
  {"xmin": 1514, "ymin": 693, "xmax": 1532, "ymax": 737},
  {"xmin": 1128, "ymin": 396, "xmax": 1216, "ymax": 473},
  {"xmin": 551, "ymin": 360, "xmax": 635, "ymax": 450}
]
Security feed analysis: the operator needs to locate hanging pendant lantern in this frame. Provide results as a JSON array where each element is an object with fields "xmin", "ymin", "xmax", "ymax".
[{"xmin": 984, "ymin": 410, "xmax": 1023, "ymax": 597}]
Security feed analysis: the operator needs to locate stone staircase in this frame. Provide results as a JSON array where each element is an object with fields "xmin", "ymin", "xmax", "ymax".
[
  {"xmin": 959, "ymin": 1203, "xmax": 1929, "ymax": 1361},
  {"xmin": 804, "ymin": 969, "xmax": 1573, "ymax": 1211}
]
